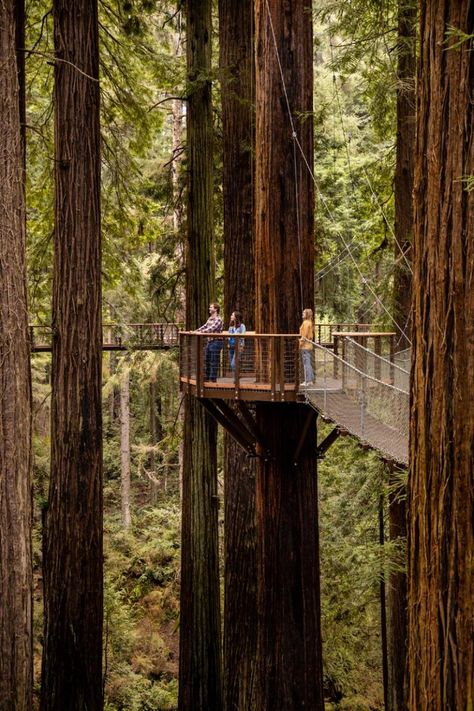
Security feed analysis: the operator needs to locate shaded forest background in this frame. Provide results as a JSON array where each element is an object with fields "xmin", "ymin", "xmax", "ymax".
[{"xmin": 26, "ymin": 0, "xmax": 409, "ymax": 708}]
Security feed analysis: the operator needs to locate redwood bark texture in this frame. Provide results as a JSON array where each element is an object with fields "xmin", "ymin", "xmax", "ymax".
[
  {"xmin": 220, "ymin": 0, "xmax": 255, "ymax": 324},
  {"xmin": 393, "ymin": 0, "xmax": 416, "ymax": 349},
  {"xmin": 254, "ymin": 1, "xmax": 324, "ymax": 708},
  {"xmin": 408, "ymin": 2, "xmax": 474, "ymax": 709},
  {"xmin": 0, "ymin": 1, "xmax": 33, "ymax": 708},
  {"xmin": 179, "ymin": 1, "xmax": 222, "ymax": 709},
  {"xmin": 41, "ymin": 1, "xmax": 103, "ymax": 709},
  {"xmin": 219, "ymin": 1, "xmax": 257, "ymax": 709}
]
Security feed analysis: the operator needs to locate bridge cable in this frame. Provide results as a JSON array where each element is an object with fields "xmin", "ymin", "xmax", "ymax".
[{"xmin": 328, "ymin": 37, "xmax": 413, "ymax": 275}]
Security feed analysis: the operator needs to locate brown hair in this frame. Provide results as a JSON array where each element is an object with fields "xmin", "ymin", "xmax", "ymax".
[{"xmin": 210, "ymin": 303, "xmax": 220, "ymax": 314}]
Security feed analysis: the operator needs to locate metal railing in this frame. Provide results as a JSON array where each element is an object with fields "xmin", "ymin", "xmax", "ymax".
[
  {"xmin": 314, "ymin": 322, "xmax": 374, "ymax": 345},
  {"xmin": 179, "ymin": 332, "xmax": 302, "ymax": 401},
  {"xmin": 29, "ymin": 323, "xmax": 181, "ymax": 351},
  {"xmin": 304, "ymin": 338, "xmax": 409, "ymax": 465}
]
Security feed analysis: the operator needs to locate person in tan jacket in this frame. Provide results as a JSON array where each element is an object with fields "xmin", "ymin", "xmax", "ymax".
[{"xmin": 299, "ymin": 308, "xmax": 314, "ymax": 385}]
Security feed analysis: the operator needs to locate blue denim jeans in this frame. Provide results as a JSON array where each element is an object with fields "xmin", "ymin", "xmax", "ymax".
[
  {"xmin": 301, "ymin": 349, "xmax": 314, "ymax": 383},
  {"xmin": 205, "ymin": 341, "xmax": 223, "ymax": 381}
]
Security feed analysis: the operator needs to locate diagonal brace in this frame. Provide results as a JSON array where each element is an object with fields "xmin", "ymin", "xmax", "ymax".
[
  {"xmin": 292, "ymin": 408, "xmax": 317, "ymax": 466},
  {"xmin": 316, "ymin": 427, "xmax": 341, "ymax": 459},
  {"xmin": 198, "ymin": 398, "xmax": 257, "ymax": 457}
]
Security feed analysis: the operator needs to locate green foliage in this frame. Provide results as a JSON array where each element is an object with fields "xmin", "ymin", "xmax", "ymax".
[
  {"xmin": 103, "ymin": 503, "xmax": 180, "ymax": 710},
  {"xmin": 319, "ymin": 428, "xmax": 387, "ymax": 708},
  {"xmin": 25, "ymin": 0, "xmax": 187, "ymax": 321},
  {"xmin": 312, "ymin": 3, "xmax": 403, "ymax": 330}
]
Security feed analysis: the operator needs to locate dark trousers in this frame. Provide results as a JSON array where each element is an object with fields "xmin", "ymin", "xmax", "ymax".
[{"xmin": 205, "ymin": 341, "xmax": 223, "ymax": 381}]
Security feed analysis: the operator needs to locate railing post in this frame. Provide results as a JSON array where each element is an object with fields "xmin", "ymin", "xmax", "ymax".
[
  {"xmin": 295, "ymin": 338, "xmax": 300, "ymax": 391},
  {"xmin": 196, "ymin": 335, "xmax": 203, "ymax": 396},
  {"xmin": 374, "ymin": 337, "xmax": 382, "ymax": 380},
  {"xmin": 389, "ymin": 335, "xmax": 395, "ymax": 385},
  {"xmin": 333, "ymin": 335, "xmax": 339, "ymax": 379},
  {"xmin": 270, "ymin": 336, "xmax": 277, "ymax": 400},
  {"xmin": 179, "ymin": 332, "xmax": 184, "ymax": 389},
  {"xmin": 279, "ymin": 338, "xmax": 285, "ymax": 400},
  {"xmin": 234, "ymin": 336, "xmax": 240, "ymax": 399},
  {"xmin": 323, "ymin": 345, "xmax": 328, "ymax": 410},
  {"xmin": 188, "ymin": 332, "xmax": 193, "ymax": 383}
]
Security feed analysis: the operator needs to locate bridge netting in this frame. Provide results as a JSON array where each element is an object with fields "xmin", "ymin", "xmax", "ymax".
[{"xmin": 303, "ymin": 337, "xmax": 409, "ymax": 465}]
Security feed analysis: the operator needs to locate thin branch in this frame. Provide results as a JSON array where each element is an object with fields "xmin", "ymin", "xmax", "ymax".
[
  {"xmin": 19, "ymin": 48, "xmax": 100, "ymax": 82},
  {"xmin": 148, "ymin": 95, "xmax": 186, "ymax": 112},
  {"xmin": 24, "ymin": 10, "xmax": 52, "ymax": 56}
]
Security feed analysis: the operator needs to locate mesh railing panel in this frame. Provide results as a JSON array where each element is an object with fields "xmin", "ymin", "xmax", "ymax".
[
  {"xmin": 179, "ymin": 333, "xmax": 301, "ymax": 397},
  {"xmin": 106, "ymin": 323, "xmax": 180, "ymax": 347},
  {"xmin": 306, "ymin": 341, "xmax": 408, "ymax": 465},
  {"xmin": 344, "ymin": 337, "xmax": 410, "ymax": 392},
  {"xmin": 394, "ymin": 347, "xmax": 411, "ymax": 372}
]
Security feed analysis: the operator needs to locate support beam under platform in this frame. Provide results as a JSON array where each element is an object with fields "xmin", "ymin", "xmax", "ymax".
[
  {"xmin": 316, "ymin": 426, "xmax": 342, "ymax": 459},
  {"xmin": 198, "ymin": 398, "xmax": 258, "ymax": 457}
]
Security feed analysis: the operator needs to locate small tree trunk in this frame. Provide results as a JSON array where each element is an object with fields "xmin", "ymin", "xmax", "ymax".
[
  {"xmin": 0, "ymin": 2, "xmax": 33, "ymax": 707},
  {"xmin": 387, "ymin": 468, "xmax": 407, "ymax": 711},
  {"xmin": 171, "ymin": 13, "xmax": 186, "ymax": 499},
  {"xmin": 393, "ymin": 0, "xmax": 416, "ymax": 349},
  {"xmin": 120, "ymin": 369, "xmax": 131, "ymax": 528}
]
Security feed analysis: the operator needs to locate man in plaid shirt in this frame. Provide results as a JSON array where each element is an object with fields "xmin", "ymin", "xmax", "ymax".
[{"xmin": 196, "ymin": 303, "xmax": 223, "ymax": 381}]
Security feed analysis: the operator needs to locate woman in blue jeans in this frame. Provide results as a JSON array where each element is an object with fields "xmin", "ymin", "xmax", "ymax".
[
  {"xmin": 228, "ymin": 311, "xmax": 246, "ymax": 371},
  {"xmin": 299, "ymin": 308, "xmax": 314, "ymax": 385}
]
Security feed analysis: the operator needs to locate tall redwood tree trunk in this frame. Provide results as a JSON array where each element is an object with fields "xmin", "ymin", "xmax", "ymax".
[
  {"xmin": 254, "ymin": 1, "xmax": 324, "ymax": 708},
  {"xmin": 0, "ymin": 1, "xmax": 33, "ymax": 708},
  {"xmin": 178, "ymin": 1, "xmax": 222, "ymax": 709},
  {"xmin": 219, "ymin": 1, "xmax": 257, "ymax": 708},
  {"xmin": 41, "ymin": 1, "xmax": 103, "ymax": 708},
  {"xmin": 408, "ymin": 2, "xmax": 473, "ymax": 709}
]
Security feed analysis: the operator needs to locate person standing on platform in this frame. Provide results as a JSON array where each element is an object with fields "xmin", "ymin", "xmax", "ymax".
[
  {"xmin": 196, "ymin": 303, "xmax": 223, "ymax": 381},
  {"xmin": 299, "ymin": 308, "xmax": 314, "ymax": 386},
  {"xmin": 228, "ymin": 311, "xmax": 246, "ymax": 371}
]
